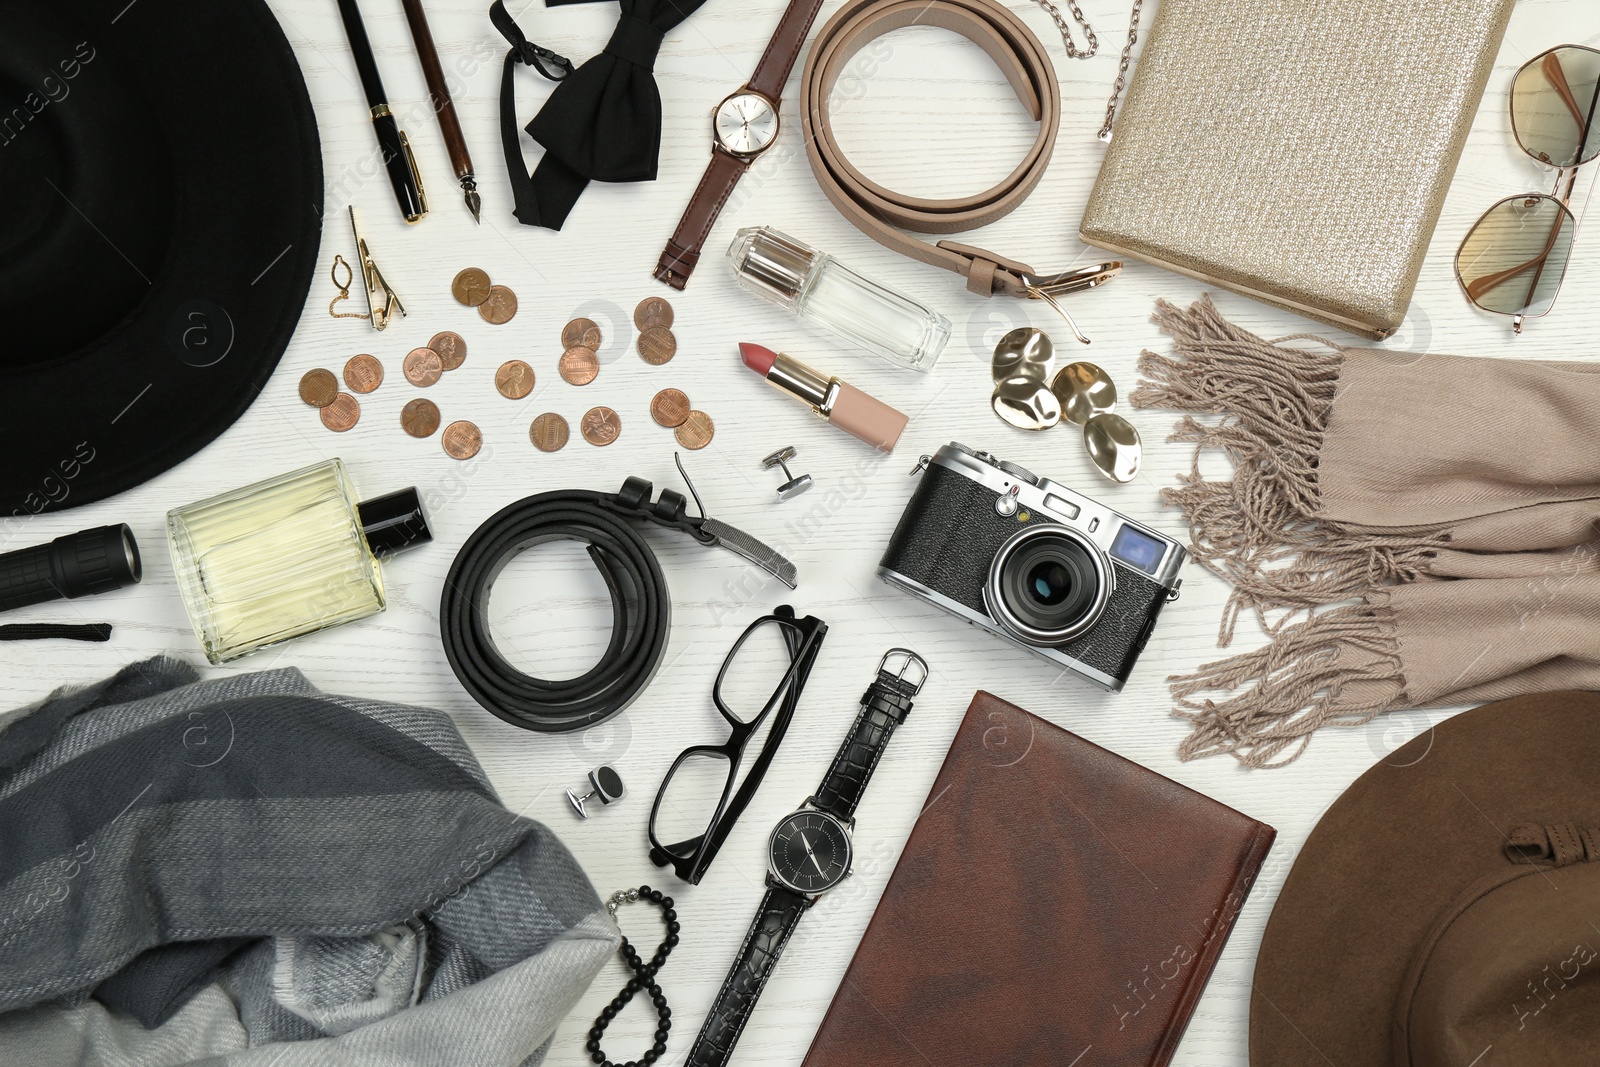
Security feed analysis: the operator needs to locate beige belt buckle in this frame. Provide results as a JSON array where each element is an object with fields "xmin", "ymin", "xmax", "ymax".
[{"xmin": 1019, "ymin": 262, "xmax": 1122, "ymax": 345}]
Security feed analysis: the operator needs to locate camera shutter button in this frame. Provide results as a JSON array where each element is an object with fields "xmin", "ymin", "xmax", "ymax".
[
  {"xmin": 994, "ymin": 485, "xmax": 1022, "ymax": 517},
  {"xmin": 997, "ymin": 460, "xmax": 1037, "ymax": 485}
]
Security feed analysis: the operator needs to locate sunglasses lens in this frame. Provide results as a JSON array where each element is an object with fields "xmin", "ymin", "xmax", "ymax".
[
  {"xmin": 1457, "ymin": 196, "xmax": 1576, "ymax": 318},
  {"xmin": 1512, "ymin": 45, "xmax": 1600, "ymax": 168}
]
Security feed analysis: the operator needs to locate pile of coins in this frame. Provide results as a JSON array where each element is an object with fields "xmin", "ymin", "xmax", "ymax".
[
  {"xmin": 298, "ymin": 352, "xmax": 390, "ymax": 430},
  {"xmin": 558, "ymin": 317, "xmax": 603, "ymax": 387},
  {"xmin": 400, "ymin": 329, "xmax": 480, "ymax": 459},
  {"xmin": 298, "ymin": 328, "xmax": 483, "ymax": 460},
  {"xmin": 649, "ymin": 388, "xmax": 714, "ymax": 450},
  {"xmin": 524, "ymin": 298, "xmax": 690, "ymax": 452},
  {"xmin": 452, "ymin": 267, "xmax": 518, "ymax": 325},
  {"xmin": 526, "ymin": 407, "xmax": 621, "ymax": 451},
  {"xmin": 299, "ymin": 366, "xmax": 362, "ymax": 432},
  {"xmin": 313, "ymin": 291, "xmax": 708, "ymax": 457},
  {"xmin": 633, "ymin": 297, "xmax": 677, "ymax": 365}
]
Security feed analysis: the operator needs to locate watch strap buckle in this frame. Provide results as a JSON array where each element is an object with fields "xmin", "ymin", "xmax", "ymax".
[
  {"xmin": 653, "ymin": 241, "xmax": 698, "ymax": 290},
  {"xmin": 862, "ymin": 648, "xmax": 928, "ymax": 723}
]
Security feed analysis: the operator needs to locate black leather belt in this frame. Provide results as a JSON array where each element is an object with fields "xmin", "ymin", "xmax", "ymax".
[{"xmin": 440, "ymin": 474, "xmax": 796, "ymax": 732}]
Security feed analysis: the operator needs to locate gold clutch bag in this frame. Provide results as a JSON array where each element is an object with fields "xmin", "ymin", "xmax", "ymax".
[{"xmin": 1079, "ymin": 0, "xmax": 1517, "ymax": 339}]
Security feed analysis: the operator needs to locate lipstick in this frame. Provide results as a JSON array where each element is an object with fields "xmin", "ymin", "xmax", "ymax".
[{"xmin": 739, "ymin": 343, "xmax": 909, "ymax": 452}]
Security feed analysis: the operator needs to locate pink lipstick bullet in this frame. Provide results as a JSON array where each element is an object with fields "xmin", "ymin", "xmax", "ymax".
[{"xmin": 738, "ymin": 343, "xmax": 909, "ymax": 453}]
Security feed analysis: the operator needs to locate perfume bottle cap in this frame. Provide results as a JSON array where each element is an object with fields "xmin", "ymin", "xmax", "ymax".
[
  {"xmin": 728, "ymin": 226, "xmax": 817, "ymax": 307},
  {"xmin": 358, "ymin": 488, "xmax": 432, "ymax": 558}
]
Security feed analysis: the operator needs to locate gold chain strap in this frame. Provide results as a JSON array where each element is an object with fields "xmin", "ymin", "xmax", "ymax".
[
  {"xmin": 326, "ymin": 255, "xmax": 370, "ymax": 321},
  {"xmin": 1029, "ymin": 0, "xmax": 1144, "ymax": 141}
]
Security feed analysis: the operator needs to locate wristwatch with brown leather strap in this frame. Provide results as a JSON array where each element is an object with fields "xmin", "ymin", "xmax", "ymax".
[{"xmin": 652, "ymin": 0, "xmax": 827, "ymax": 290}]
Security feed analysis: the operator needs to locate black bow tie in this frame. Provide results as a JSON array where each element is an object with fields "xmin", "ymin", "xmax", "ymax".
[{"xmin": 492, "ymin": 0, "xmax": 711, "ymax": 230}]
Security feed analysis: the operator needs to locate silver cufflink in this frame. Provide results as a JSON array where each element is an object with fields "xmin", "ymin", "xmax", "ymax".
[
  {"xmin": 762, "ymin": 446, "xmax": 813, "ymax": 500},
  {"xmin": 567, "ymin": 765, "xmax": 625, "ymax": 819}
]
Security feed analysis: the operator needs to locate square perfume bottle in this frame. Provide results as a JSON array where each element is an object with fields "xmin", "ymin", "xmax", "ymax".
[{"xmin": 167, "ymin": 459, "xmax": 429, "ymax": 664}]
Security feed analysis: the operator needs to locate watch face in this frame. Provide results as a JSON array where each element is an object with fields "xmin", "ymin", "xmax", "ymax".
[
  {"xmin": 768, "ymin": 809, "xmax": 852, "ymax": 894},
  {"xmin": 714, "ymin": 92, "xmax": 779, "ymax": 156}
]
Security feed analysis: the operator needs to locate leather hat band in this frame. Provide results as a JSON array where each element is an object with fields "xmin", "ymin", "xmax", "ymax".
[{"xmin": 799, "ymin": 0, "xmax": 1063, "ymax": 298}]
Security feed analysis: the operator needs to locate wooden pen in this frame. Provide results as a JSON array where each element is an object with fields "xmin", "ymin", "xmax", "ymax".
[{"xmin": 398, "ymin": 0, "xmax": 480, "ymax": 222}]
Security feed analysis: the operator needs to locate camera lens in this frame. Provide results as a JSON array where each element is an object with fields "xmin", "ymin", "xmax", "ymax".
[
  {"xmin": 984, "ymin": 525, "xmax": 1113, "ymax": 646},
  {"xmin": 1027, "ymin": 559, "xmax": 1074, "ymax": 605}
]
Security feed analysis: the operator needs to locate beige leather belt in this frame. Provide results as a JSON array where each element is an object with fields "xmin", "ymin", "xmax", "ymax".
[{"xmin": 800, "ymin": 0, "xmax": 1118, "ymax": 305}]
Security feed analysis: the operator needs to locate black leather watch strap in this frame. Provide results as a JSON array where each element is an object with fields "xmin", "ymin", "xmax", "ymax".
[
  {"xmin": 685, "ymin": 885, "xmax": 808, "ymax": 1067},
  {"xmin": 811, "ymin": 650, "xmax": 925, "ymax": 822}
]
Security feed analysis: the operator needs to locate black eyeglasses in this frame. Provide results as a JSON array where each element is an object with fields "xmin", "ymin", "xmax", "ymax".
[{"xmin": 648, "ymin": 605, "xmax": 827, "ymax": 884}]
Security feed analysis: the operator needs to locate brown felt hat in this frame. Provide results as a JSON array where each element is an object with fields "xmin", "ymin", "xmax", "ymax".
[{"xmin": 1251, "ymin": 691, "xmax": 1600, "ymax": 1066}]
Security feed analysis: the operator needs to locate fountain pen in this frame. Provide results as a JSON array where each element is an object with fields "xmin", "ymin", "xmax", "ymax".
[
  {"xmin": 399, "ymin": 0, "xmax": 480, "ymax": 222},
  {"xmin": 335, "ymin": 0, "xmax": 427, "ymax": 223}
]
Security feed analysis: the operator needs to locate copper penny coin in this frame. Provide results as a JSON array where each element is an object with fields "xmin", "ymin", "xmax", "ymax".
[
  {"xmin": 674, "ymin": 410, "xmax": 714, "ymax": 450},
  {"xmin": 299, "ymin": 368, "xmax": 338, "ymax": 408},
  {"xmin": 496, "ymin": 360, "xmax": 536, "ymax": 400},
  {"xmin": 581, "ymin": 406, "xmax": 622, "ymax": 447},
  {"xmin": 442, "ymin": 420, "xmax": 483, "ymax": 460},
  {"xmin": 401, "ymin": 398, "xmax": 441, "ymax": 438},
  {"xmin": 562, "ymin": 317, "xmax": 603, "ymax": 350},
  {"xmin": 429, "ymin": 331, "xmax": 467, "ymax": 371},
  {"xmin": 320, "ymin": 393, "xmax": 361, "ymax": 432},
  {"xmin": 650, "ymin": 388, "xmax": 691, "ymax": 428},
  {"xmin": 403, "ymin": 347, "xmax": 443, "ymax": 387},
  {"xmin": 634, "ymin": 296, "xmax": 674, "ymax": 331},
  {"xmin": 637, "ymin": 326, "xmax": 677, "ymax": 365},
  {"xmin": 530, "ymin": 412, "xmax": 570, "ymax": 452},
  {"xmin": 559, "ymin": 345, "xmax": 600, "ymax": 386},
  {"xmin": 478, "ymin": 285, "xmax": 518, "ymax": 325},
  {"xmin": 343, "ymin": 354, "xmax": 383, "ymax": 394},
  {"xmin": 452, "ymin": 267, "xmax": 492, "ymax": 306}
]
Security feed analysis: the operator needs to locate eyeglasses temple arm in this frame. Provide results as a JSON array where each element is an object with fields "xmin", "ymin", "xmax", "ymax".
[
  {"xmin": 678, "ymin": 618, "xmax": 827, "ymax": 878},
  {"xmin": 1464, "ymin": 207, "xmax": 1570, "ymax": 302},
  {"xmin": 1543, "ymin": 53, "xmax": 1587, "ymax": 132}
]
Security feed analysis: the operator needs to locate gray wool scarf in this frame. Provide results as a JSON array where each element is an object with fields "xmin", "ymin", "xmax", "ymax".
[
  {"xmin": 0, "ymin": 657, "xmax": 618, "ymax": 1066},
  {"xmin": 1134, "ymin": 297, "xmax": 1600, "ymax": 768}
]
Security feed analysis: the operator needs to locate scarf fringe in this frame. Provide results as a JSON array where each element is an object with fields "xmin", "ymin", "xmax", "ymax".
[
  {"xmin": 1171, "ymin": 598, "xmax": 1408, "ymax": 769},
  {"xmin": 1133, "ymin": 296, "xmax": 1447, "ymax": 643}
]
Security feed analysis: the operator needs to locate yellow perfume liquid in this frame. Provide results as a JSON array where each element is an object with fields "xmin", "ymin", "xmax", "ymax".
[{"xmin": 167, "ymin": 459, "xmax": 429, "ymax": 664}]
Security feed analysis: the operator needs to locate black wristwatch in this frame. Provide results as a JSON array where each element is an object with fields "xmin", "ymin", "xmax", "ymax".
[{"xmin": 685, "ymin": 649, "xmax": 928, "ymax": 1067}]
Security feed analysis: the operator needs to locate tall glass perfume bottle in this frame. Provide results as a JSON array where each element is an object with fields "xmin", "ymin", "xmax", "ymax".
[
  {"xmin": 167, "ymin": 459, "xmax": 430, "ymax": 664},
  {"xmin": 728, "ymin": 226, "xmax": 951, "ymax": 372}
]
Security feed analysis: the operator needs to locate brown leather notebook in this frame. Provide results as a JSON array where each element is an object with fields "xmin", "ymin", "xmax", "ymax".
[{"xmin": 801, "ymin": 691, "xmax": 1275, "ymax": 1067}]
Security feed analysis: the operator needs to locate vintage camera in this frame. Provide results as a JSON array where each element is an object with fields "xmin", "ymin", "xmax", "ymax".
[{"xmin": 878, "ymin": 442, "xmax": 1185, "ymax": 692}]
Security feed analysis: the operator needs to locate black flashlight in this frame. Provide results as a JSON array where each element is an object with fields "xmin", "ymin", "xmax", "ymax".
[{"xmin": 0, "ymin": 524, "xmax": 142, "ymax": 614}]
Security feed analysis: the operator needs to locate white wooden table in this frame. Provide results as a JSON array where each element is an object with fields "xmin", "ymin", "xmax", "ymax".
[{"xmin": 6, "ymin": 1, "xmax": 1598, "ymax": 1062}]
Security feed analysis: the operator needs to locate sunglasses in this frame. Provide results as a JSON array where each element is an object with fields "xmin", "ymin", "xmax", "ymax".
[
  {"xmin": 1455, "ymin": 44, "xmax": 1600, "ymax": 333},
  {"xmin": 647, "ymin": 606, "xmax": 827, "ymax": 885}
]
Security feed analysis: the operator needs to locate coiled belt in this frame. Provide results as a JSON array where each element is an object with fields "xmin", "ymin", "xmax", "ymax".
[
  {"xmin": 441, "ymin": 474, "xmax": 795, "ymax": 733},
  {"xmin": 800, "ymin": 0, "xmax": 1117, "ymax": 306}
]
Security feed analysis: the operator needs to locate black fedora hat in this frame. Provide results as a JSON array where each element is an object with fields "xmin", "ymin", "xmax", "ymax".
[{"xmin": 0, "ymin": 0, "xmax": 322, "ymax": 516}]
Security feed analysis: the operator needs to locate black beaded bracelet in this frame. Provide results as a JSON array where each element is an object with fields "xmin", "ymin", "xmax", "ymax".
[{"xmin": 587, "ymin": 885, "xmax": 681, "ymax": 1067}]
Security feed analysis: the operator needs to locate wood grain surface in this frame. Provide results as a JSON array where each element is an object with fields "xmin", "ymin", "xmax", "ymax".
[{"xmin": 3, "ymin": 2, "xmax": 1597, "ymax": 1063}]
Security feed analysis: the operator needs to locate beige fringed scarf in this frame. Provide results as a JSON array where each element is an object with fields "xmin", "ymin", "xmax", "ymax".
[{"xmin": 1133, "ymin": 296, "xmax": 1600, "ymax": 767}]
